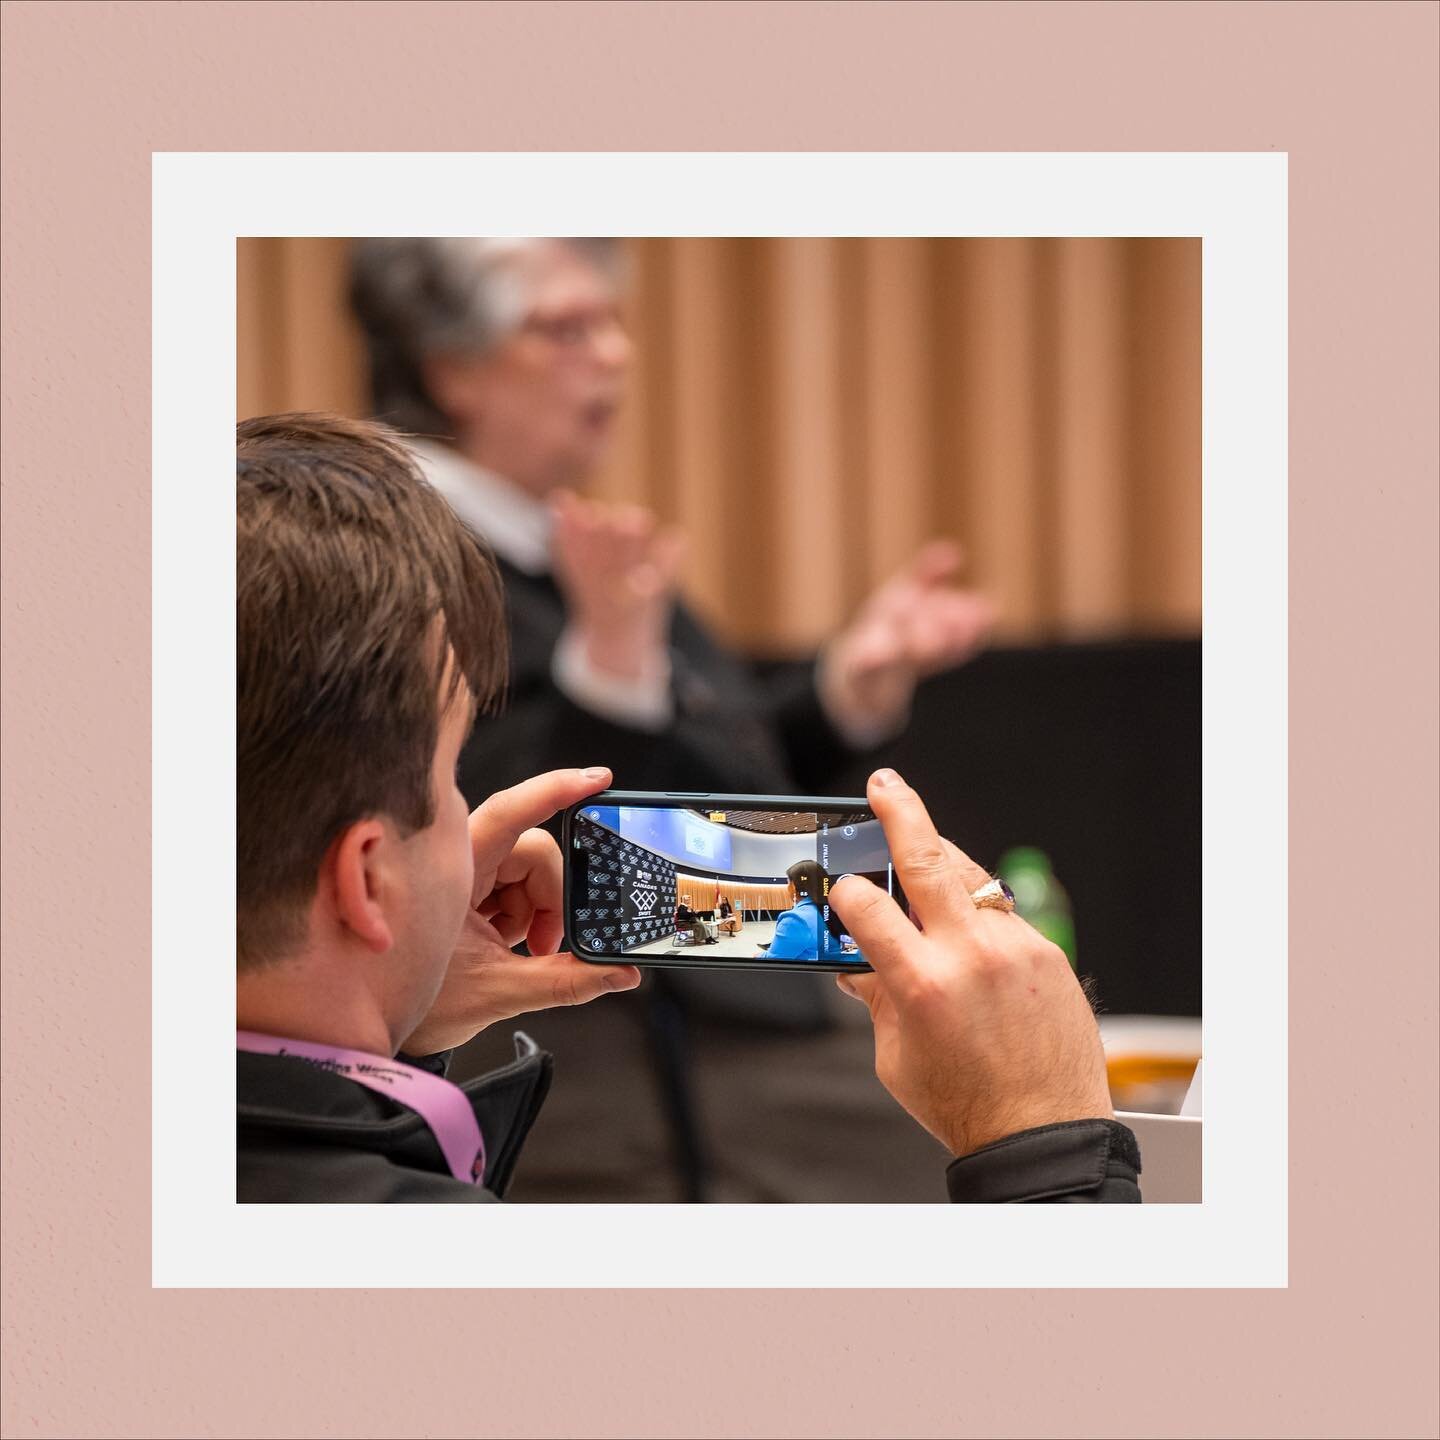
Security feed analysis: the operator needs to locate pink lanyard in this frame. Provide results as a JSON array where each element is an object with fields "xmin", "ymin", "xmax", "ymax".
[{"xmin": 237, "ymin": 1030, "xmax": 486, "ymax": 1186}]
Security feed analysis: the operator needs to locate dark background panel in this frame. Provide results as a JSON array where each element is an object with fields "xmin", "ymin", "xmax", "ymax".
[{"xmin": 819, "ymin": 638, "xmax": 1202, "ymax": 1017}]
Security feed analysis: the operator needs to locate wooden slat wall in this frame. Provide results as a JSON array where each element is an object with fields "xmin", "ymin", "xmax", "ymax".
[
  {"xmin": 674, "ymin": 876, "xmax": 789, "ymax": 914},
  {"xmin": 238, "ymin": 237, "xmax": 1200, "ymax": 653}
]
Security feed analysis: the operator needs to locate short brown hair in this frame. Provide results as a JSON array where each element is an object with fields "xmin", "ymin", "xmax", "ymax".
[{"xmin": 237, "ymin": 412, "xmax": 507, "ymax": 968}]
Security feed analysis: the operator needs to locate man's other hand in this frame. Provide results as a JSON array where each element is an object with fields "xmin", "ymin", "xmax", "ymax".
[
  {"xmin": 401, "ymin": 767, "xmax": 641, "ymax": 1054},
  {"xmin": 830, "ymin": 768, "xmax": 1113, "ymax": 1158},
  {"xmin": 549, "ymin": 490, "xmax": 684, "ymax": 682},
  {"xmin": 821, "ymin": 541, "xmax": 993, "ymax": 737}
]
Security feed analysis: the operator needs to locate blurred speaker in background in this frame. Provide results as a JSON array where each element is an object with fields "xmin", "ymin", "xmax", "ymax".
[{"xmin": 346, "ymin": 236, "xmax": 994, "ymax": 806}]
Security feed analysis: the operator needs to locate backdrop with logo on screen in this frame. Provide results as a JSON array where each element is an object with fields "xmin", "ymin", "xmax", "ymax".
[{"xmin": 572, "ymin": 809, "xmax": 679, "ymax": 952}]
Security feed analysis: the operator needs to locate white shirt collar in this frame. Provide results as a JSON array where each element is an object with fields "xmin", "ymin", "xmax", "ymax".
[{"xmin": 407, "ymin": 438, "xmax": 552, "ymax": 576}]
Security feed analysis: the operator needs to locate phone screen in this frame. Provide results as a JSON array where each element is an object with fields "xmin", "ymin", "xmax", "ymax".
[{"xmin": 568, "ymin": 800, "xmax": 901, "ymax": 968}]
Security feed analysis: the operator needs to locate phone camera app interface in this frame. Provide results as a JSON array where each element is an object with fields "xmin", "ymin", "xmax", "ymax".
[{"xmin": 572, "ymin": 806, "xmax": 897, "ymax": 964}]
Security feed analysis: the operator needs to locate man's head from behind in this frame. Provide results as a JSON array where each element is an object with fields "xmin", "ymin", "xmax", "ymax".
[{"xmin": 237, "ymin": 413, "xmax": 507, "ymax": 1045}]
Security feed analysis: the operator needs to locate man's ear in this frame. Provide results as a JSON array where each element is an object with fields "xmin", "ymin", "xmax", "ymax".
[{"xmin": 326, "ymin": 818, "xmax": 396, "ymax": 954}]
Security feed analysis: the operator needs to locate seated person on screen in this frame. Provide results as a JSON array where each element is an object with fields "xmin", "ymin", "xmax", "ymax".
[
  {"xmin": 717, "ymin": 896, "xmax": 741, "ymax": 935},
  {"xmin": 755, "ymin": 860, "xmax": 828, "ymax": 961},
  {"xmin": 675, "ymin": 901, "xmax": 715, "ymax": 946}
]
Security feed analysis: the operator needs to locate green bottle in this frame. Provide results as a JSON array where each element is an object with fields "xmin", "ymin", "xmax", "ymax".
[{"xmin": 997, "ymin": 846, "xmax": 1077, "ymax": 969}]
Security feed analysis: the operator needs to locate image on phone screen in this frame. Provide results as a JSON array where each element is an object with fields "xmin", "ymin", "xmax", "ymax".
[{"xmin": 569, "ymin": 803, "xmax": 900, "ymax": 966}]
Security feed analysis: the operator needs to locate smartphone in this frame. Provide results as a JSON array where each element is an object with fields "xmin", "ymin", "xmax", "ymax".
[{"xmin": 561, "ymin": 790, "xmax": 906, "ymax": 972}]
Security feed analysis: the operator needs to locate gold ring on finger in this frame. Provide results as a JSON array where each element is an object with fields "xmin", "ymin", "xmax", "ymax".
[{"xmin": 969, "ymin": 877, "xmax": 1016, "ymax": 913}]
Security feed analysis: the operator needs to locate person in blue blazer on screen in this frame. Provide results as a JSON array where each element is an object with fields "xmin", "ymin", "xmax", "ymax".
[{"xmin": 756, "ymin": 860, "xmax": 831, "ymax": 961}]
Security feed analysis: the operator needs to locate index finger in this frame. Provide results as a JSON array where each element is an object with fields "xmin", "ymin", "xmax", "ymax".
[
  {"xmin": 866, "ymin": 768, "xmax": 978, "ymax": 935},
  {"xmin": 471, "ymin": 767, "xmax": 612, "ymax": 858},
  {"xmin": 830, "ymin": 873, "xmax": 924, "ymax": 983}
]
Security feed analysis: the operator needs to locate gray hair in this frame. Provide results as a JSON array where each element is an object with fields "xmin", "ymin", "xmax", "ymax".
[{"xmin": 348, "ymin": 238, "xmax": 620, "ymax": 437}]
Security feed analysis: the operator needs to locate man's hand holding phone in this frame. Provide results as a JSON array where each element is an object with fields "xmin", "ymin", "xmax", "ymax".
[
  {"xmin": 830, "ymin": 769, "xmax": 1114, "ymax": 1159},
  {"xmin": 402, "ymin": 767, "xmax": 642, "ymax": 1055}
]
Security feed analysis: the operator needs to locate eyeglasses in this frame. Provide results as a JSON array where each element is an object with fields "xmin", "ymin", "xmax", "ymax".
[{"xmin": 521, "ymin": 307, "xmax": 626, "ymax": 349}]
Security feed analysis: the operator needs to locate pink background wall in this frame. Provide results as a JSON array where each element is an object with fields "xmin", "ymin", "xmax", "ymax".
[{"xmin": 2, "ymin": 3, "xmax": 1436, "ymax": 1436}]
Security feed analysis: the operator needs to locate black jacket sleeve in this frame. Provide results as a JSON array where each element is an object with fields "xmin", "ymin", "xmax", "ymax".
[
  {"xmin": 755, "ymin": 659, "xmax": 872, "ymax": 795},
  {"xmin": 461, "ymin": 675, "xmax": 777, "ymax": 799},
  {"xmin": 460, "ymin": 564, "xmax": 873, "ymax": 803},
  {"xmin": 457, "ymin": 575, "xmax": 795, "ymax": 799},
  {"xmin": 945, "ymin": 1119, "xmax": 1142, "ymax": 1203}
]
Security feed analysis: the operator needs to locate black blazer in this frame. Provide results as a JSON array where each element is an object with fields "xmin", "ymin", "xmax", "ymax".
[{"xmin": 457, "ymin": 557, "xmax": 859, "ymax": 807}]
